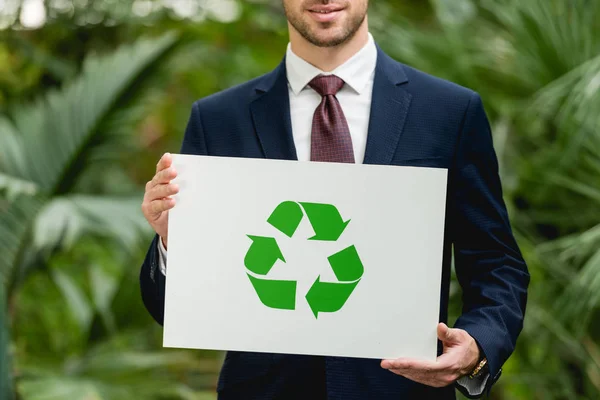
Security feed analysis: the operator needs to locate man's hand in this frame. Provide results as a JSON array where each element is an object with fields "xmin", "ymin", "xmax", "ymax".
[
  {"xmin": 380, "ymin": 323, "xmax": 480, "ymax": 388},
  {"xmin": 141, "ymin": 153, "xmax": 179, "ymax": 249}
]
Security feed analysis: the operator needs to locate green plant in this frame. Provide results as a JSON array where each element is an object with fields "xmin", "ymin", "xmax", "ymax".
[
  {"xmin": 0, "ymin": 33, "xmax": 186, "ymax": 399},
  {"xmin": 373, "ymin": 0, "xmax": 600, "ymax": 398}
]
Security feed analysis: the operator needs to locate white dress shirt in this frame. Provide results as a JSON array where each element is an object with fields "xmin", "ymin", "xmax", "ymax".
[{"xmin": 286, "ymin": 33, "xmax": 376, "ymax": 163}]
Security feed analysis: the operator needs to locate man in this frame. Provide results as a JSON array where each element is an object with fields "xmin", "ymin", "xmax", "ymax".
[{"xmin": 140, "ymin": 0, "xmax": 529, "ymax": 398}]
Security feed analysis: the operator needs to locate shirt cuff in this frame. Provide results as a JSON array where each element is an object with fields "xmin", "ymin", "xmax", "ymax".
[
  {"xmin": 157, "ymin": 237, "xmax": 168, "ymax": 275},
  {"xmin": 456, "ymin": 372, "xmax": 490, "ymax": 398}
]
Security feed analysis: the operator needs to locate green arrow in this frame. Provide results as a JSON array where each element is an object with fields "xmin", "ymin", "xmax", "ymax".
[
  {"xmin": 299, "ymin": 202, "xmax": 350, "ymax": 241},
  {"xmin": 247, "ymin": 274, "xmax": 297, "ymax": 310},
  {"xmin": 244, "ymin": 235, "xmax": 285, "ymax": 275},
  {"xmin": 305, "ymin": 276, "xmax": 359, "ymax": 318},
  {"xmin": 267, "ymin": 201, "xmax": 304, "ymax": 238},
  {"xmin": 328, "ymin": 245, "xmax": 364, "ymax": 281}
]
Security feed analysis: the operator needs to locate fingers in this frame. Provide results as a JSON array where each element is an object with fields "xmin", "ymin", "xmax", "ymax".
[
  {"xmin": 156, "ymin": 152, "xmax": 172, "ymax": 174},
  {"xmin": 389, "ymin": 369, "xmax": 458, "ymax": 388},
  {"xmin": 141, "ymin": 153, "xmax": 177, "ymax": 233},
  {"xmin": 146, "ymin": 167, "xmax": 177, "ymax": 191},
  {"xmin": 381, "ymin": 357, "xmax": 461, "ymax": 388},
  {"xmin": 147, "ymin": 183, "xmax": 179, "ymax": 203},
  {"xmin": 438, "ymin": 323, "xmax": 450, "ymax": 341},
  {"xmin": 142, "ymin": 183, "xmax": 179, "ymax": 220},
  {"xmin": 154, "ymin": 167, "xmax": 178, "ymax": 185},
  {"xmin": 381, "ymin": 358, "xmax": 442, "ymax": 372},
  {"xmin": 438, "ymin": 323, "xmax": 460, "ymax": 344},
  {"xmin": 142, "ymin": 196, "xmax": 176, "ymax": 221},
  {"xmin": 146, "ymin": 170, "xmax": 179, "ymax": 195},
  {"xmin": 149, "ymin": 197, "xmax": 176, "ymax": 216},
  {"xmin": 380, "ymin": 325, "xmax": 477, "ymax": 388}
]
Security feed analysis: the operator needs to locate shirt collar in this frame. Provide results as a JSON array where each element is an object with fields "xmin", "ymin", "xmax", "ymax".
[{"xmin": 285, "ymin": 33, "xmax": 377, "ymax": 96}]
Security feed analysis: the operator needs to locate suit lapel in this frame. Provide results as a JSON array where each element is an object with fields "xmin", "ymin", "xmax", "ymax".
[
  {"xmin": 250, "ymin": 49, "xmax": 411, "ymax": 164},
  {"xmin": 363, "ymin": 47, "xmax": 412, "ymax": 165},
  {"xmin": 250, "ymin": 61, "xmax": 298, "ymax": 161}
]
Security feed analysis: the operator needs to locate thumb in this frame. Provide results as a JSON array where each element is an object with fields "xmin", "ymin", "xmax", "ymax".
[{"xmin": 437, "ymin": 323, "xmax": 459, "ymax": 344}]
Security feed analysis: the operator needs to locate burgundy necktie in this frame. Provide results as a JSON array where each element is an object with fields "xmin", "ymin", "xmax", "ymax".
[{"xmin": 309, "ymin": 75, "xmax": 355, "ymax": 163}]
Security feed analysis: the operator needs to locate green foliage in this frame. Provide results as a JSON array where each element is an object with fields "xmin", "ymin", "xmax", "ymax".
[
  {"xmin": 0, "ymin": 32, "xmax": 189, "ymax": 399},
  {"xmin": 373, "ymin": 0, "xmax": 600, "ymax": 398},
  {"xmin": 1, "ymin": 281, "xmax": 13, "ymax": 400},
  {"xmin": 12, "ymin": 238, "xmax": 221, "ymax": 400},
  {"xmin": 1, "ymin": 0, "xmax": 599, "ymax": 399}
]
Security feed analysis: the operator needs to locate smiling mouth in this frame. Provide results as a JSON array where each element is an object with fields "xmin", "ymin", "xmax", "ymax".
[
  {"xmin": 307, "ymin": 3, "xmax": 345, "ymax": 14},
  {"xmin": 307, "ymin": 6, "xmax": 344, "ymax": 22}
]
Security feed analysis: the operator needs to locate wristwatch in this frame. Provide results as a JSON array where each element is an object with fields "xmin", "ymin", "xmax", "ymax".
[{"xmin": 468, "ymin": 354, "xmax": 488, "ymax": 379}]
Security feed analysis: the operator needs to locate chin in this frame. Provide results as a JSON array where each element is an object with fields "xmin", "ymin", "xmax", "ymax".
[{"xmin": 307, "ymin": 28, "xmax": 350, "ymax": 47}]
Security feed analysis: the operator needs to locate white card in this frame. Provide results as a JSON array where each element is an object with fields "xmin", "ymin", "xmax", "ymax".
[{"xmin": 163, "ymin": 155, "xmax": 447, "ymax": 361}]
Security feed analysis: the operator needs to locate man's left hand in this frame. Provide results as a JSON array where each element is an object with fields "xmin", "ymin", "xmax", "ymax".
[{"xmin": 380, "ymin": 323, "xmax": 480, "ymax": 388}]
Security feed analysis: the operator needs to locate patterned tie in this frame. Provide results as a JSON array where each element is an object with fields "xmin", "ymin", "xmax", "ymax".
[{"xmin": 309, "ymin": 75, "xmax": 355, "ymax": 163}]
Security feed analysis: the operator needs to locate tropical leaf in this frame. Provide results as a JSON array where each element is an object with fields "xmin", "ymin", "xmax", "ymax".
[
  {"xmin": 17, "ymin": 377, "xmax": 211, "ymax": 400},
  {"xmin": 0, "ymin": 174, "xmax": 38, "ymax": 199},
  {"xmin": 17, "ymin": 348, "xmax": 219, "ymax": 400},
  {"xmin": 18, "ymin": 378, "xmax": 105, "ymax": 400},
  {"xmin": 69, "ymin": 195, "xmax": 151, "ymax": 251},
  {"xmin": 483, "ymin": 0, "xmax": 600, "ymax": 79},
  {"xmin": 0, "ymin": 33, "xmax": 183, "ymax": 399},
  {"xmin": 0, "ymin": 196, "xmax": 45, "ymax": 287},
  {"xmin": 0, "ymin": 116, "xmax": 27, "ymax": 179},
  {"xmin": 25, "ymin": 194, "xmax": 150, "ymax": 282},
  {"xmin": 51, "ymin": 269, "xmax": 94, "ymax": 335},
  {"xmin": 0, "ymin": 195, "xmax": 45, "ymax": 400},
  {"xmin": 528, "ymin": 54, "xmax": 600, "ymax": 166},
  {"xmin": 1, "ymin": 33, "xmax": 178, "ymax": 288},
  {"xmin": 5, "ymin": 34, "xmax": 77, "ymax": 81},
  {"xmin": 0, "ymin": 282, "xmax": 13, "ymax": 400},
  {"xmin": 0, "ymin": 32, "xmax": 178, "ymax": 195},
  {"xmin": 372, "ymin": 1, "xmax": 600, "ymax": 398},
  {"xmin": 89, "ymin": 265, "xmax": 120, "ymax": 334}
]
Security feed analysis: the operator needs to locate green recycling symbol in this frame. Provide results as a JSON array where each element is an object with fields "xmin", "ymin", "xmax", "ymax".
[{"xmin": 244, "ymin": 201, "xmax": 364, "ymax": 318}]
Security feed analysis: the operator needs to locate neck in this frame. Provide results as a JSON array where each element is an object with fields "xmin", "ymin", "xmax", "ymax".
[{"xmin": 289, "ymin": 19, "xmax": 369, "ymax": 72}]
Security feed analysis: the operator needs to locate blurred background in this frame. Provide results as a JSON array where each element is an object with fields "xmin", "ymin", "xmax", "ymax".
[{"xmin": 0, "ymin": 0, "xmax": 599, "ymax": 399}]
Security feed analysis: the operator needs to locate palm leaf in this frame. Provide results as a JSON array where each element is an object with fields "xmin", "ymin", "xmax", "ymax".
[
  {"xmin": 17, "ymin": 350, "xmax": 219, "ymax": 400},
  {"xmin": 1, "ymin": 33, "xmax": 181, "ymax": 399},
  {"xmin": 15, "ymin": 194, "xmax": 152, "ymax": 293},
  {"xmin": 89, "ymin": 265, "xmax": 120, "ymax": 334},
  {"xmin": 0, "ymin": 174, "xmax": 38, "ymax": 199},
  {"xmin": 483, "ymin": 0, "xmax": 600, "ymax": 82},
  {"xmin": 18, "ymin": 378, "xmax": 210, "ymax": 400},
  {"xmin": 1, "ymin": 32, "xmax": 178, "ymax": 195},
  {"xmin": 0, "ymin": 282, "xmax": 14, "ymax": 400},
  {"xmin": 372, "ymin": 2, "xmax": 600, "ymax": 397},
  {"xmin": 537, "ymin": 225, "xmax": 600, "ymax": 328},
  {"xmin": 51, "ymin": 269, "xmax": 94, "ymax": 336},
  {"xmin": 0, "ymin": 116, "xmax": 28, "ymax": 180},
  {"xmin": 0, "ymin": 195, "xmax": 44, "ymax": 400},
  {"xmin": 528, "ymin": 54, "xmax": 600, "ymax": 164},
  {"xmin": 0, "ymin": 196, "xmax": 45, "ymax": 288},
  {"xmin": 32, "ymin": 195, "xmax": 151, "ymax": 257},
  {"xmin": 1, "ymin": 33, "xmax": 178, "ymax": 285}
]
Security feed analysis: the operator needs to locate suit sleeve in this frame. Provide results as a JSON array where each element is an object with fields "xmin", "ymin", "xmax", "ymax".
[
  {"xmin": 139, "ymin": 102, "xmax": 208, "ymax": 325},
  {"xmin": 451, "ymin": 93, "xmax": 529, "ymax": 394}
]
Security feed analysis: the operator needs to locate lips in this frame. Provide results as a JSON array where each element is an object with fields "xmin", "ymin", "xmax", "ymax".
[{"xmin": 307, "ymin": 5, "xmax": 344, "ymax": 23}]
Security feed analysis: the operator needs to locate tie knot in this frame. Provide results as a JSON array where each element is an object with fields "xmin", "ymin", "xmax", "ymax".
[{"xmin": 309, "ymin": 74, "xmax": 345, "ymax": 96}]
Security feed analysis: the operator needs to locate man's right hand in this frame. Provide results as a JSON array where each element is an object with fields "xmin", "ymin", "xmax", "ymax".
[{"xmin": 141, "ymin": 153, "xmax": 179, "ymax": 249}]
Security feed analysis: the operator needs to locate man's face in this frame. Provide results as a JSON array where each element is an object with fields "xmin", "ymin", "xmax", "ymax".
[{"xmin": 283, "ymin": 0, "xmax": 369, "ymax": 47}]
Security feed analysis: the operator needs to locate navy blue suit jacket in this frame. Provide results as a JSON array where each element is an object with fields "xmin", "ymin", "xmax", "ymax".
[{"xmin": 140, "ymin": 46, "xmax": 529, "ymax": 399}]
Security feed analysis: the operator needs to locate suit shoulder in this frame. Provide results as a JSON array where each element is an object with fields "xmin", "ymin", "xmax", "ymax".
[
  {"xmin": 400, "ymin": 62, "xmax": 477, "ymax": 103},
  {"xmin": 190, "ymin": 71, "xmax": 273, "ymax": 112}
]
